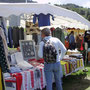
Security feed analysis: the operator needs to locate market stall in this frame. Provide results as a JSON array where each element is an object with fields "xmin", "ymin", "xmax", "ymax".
[{"xmin": 0, "ymin": 3, "xmax": 88, "ymax": 90}]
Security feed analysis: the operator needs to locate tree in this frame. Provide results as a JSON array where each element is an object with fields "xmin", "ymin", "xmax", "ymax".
[
  {"xmin": 79, "ymin": 10, "xmax": 85, "ymax": 15},
  {"xmin": 87, "ymin": 15, "xmax": 90, "ymax": 21}
]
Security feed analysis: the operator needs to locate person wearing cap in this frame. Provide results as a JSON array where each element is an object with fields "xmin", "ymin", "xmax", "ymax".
[{"xmin": 38, "ymin": 28, "xmax": 67, "ymax": 90}]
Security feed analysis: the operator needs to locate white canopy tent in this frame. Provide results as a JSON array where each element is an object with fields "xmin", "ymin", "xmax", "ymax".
[
  {"xmin": 0, "ymin": 3, "xmax": 90, "ymax": 29},
  {"xmin": 50, "ymin": 15, "xmax": 89, "ymax": 30}
]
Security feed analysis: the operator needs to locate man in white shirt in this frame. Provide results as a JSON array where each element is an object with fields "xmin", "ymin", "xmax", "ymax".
[{"xmin": 38, "ymin": 28, "xmax": 67, "ymax": 90}]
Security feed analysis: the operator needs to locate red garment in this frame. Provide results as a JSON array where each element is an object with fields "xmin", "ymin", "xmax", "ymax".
[
  {"xmin": 28, "ymin": 59, "xmax": 36, "ymax": 62},
  {"xmin": 28, "ymin": 58, "xmax": 44, "ymax": 64},
  {"xmin": 31, "ymin": 71, "xmax": 34, "ymax": 88},
  {"xmin": 65, "ymin": 64, "xmax": 68, "ymax": 74},
  {"xmin": 50, "ymin": 27, "xmax": 55, "ymax": 32},
  {"xmin": 40, "ymin": 68, "xmax": 43, "ymax": 89},
  {"xmin": 65, "ymin": 40, "xmax": 69, "ymax": 49},
  {"xmin": 12, "ymin": 73, "xmax": 22, "ymax": 90},
  {"xmin": 80, "ymin": 38, "xmax": 84, "ymax": 51},
  {"xmin": 37, "ymin": 58, "xmax": 44, "ymax": 64}
]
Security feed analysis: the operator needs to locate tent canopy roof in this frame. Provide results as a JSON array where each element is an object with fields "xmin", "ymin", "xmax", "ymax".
[
  {"xmin": 0, "ymin": 3, "xmax": 90, "ymax": 29},
  {"xmin": 50, "ymin": 15, "xmax": 89, "ymax": 30}
]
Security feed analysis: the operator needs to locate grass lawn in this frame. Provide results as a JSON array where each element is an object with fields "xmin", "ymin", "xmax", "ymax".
[
  {"xmin": 43, "ymin": 64, "xmax": 90, "ymax": 90},
  {"xmin": 63, "ymin": 64, "xmax": 90, "ymax": 90}
]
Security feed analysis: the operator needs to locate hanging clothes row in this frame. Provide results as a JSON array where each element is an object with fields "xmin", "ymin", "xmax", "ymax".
[
  {"xmin": 51, "ymin": 27, "xmax": 65, "ymax": 45},
  {"xmin": 8, "ymin": 27, "xmax": 24, "ymax": 48},
  {"xmin": 0, "ymin": 27, "xmax": 10, "ymax": 90}
]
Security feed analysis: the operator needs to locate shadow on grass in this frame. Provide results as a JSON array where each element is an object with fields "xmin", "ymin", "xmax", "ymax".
[
  {"xmin": 63, "ymin": 72, "xmax": 90, "ymax": 90},
  {"xmin": 41, "ymin": 66, "xmax": 90, "ymax": 90}
]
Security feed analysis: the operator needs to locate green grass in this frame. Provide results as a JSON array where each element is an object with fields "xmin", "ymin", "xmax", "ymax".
[
  {"xmin": 63, "ymin": 64, "xmax": 90, "ymax": 90},
  {"xmin": 43, "ymin": 64, "xmax": 90, "ymax": 90},
  {"xmin": 84, "ymin": 64, "xmax": 90, "ymax": 76}
]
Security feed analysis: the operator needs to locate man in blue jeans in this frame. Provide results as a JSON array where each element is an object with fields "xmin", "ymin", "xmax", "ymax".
[{"xmin": 38, "ymin": 28, "xmax": 67, "ymax": 90}]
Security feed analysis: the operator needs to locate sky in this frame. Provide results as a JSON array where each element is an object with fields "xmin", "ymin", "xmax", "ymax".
[{"xmin": 34, "ymin": 0, "xmax": 90, "ymax": 8}]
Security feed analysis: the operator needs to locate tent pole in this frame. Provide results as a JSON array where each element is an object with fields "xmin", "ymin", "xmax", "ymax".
[{"xmin": 26, "ymin": 0, "xmax": 27, "ymax": 3}]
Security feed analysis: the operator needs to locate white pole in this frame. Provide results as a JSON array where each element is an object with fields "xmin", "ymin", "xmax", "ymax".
[{"xmin": 26, "ymin": 0, "xmax": 27, "ymax": 3}]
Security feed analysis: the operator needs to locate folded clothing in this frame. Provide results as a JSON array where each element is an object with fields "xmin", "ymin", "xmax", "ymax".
[
  {"xmin": 17, "ymin": 61, "xmax": 33, "ymax": 70},
  {"xmin": 10, "ymin": 53, "xmax": 17, "ymax": 65},
  {"xmin": 4, "ymin": 73, "xmax": 11, "ymax": 78},
  {"xmin": 69, "ymin": 54, "xmax": 83, "ymax": 59},
  {"xmin": 34, "ymin": 68, "xmax": 41, "ymax": 79},
  {"xmin": 14, "ymin": 52, "xmax": 24, "ymax": 63},
  {"xmin": 10, "ymin": 66, "xmax": 22, "ymax": 73}
]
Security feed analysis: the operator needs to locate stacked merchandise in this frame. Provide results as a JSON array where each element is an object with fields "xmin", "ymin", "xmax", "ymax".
[
  {"xmin": 5, "ymin": 52, "xmax": 84, "ymax": 90},
  {"xmin": 5, "ymin": 52, "xmax": 46, "ymax": 90},
  {"xmin": 26, "ymin": 21, "xmax": 40, "ymax": 35},
  {"xmin": 25, "ymin": 21, "xmax": 41, "ymax": 45},
  {"xmin": 61, "ymin": 54, "xmax": 84, "ymax": 76},
  {"xmin": 5, "ymin": 39, "xmax": 46, "ymax": 90},
  {"xmin": 66, "ymin": 49, "xmax": 81, "ymax": 55}
]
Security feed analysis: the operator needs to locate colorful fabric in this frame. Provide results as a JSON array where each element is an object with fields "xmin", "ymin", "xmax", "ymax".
[
  {"xmin": 65, "ymin": 62, "xmax": 70, "ymax": 74},
  {"xmin": 11, "ymin": 73, "xmax": 22, "ymax": 90},
  {"xmin": 61, "ymin": 59, "xmax": 84, "ymax": 76},
  {"xmin": 77, "ymin": 60, "xmax": 80, "ymax": 68},
  {"xmin": 9, "ymin": 66, "xmax": 45, "ymax": 90},
  {"xmin": 36, "ymin": 64, "xmax": 46, "ymax": 89},
  {"xmin": 80, "ymin": 59, "xmax": 83, "ymax": 67},
  {"xmin": 5, "ymin": 59, "xmax": 84, "ymax": 89},
  {"xmin": 21, "ymin": 71, "xmax": 32, "ymax": 90}
]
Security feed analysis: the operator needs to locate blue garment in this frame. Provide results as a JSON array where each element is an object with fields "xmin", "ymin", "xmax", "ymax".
[
  {"xmin": 69, "ymin": 34, "xmax": 75, "ymax": 50},
  {"xmin": 69, "ymin": 34, "xmax": 75, "ymax": 44},
  {"xmin": 44, "ymin": 62, "xmax": 63, "ymax": 90},
  {"xmin": 8, "ymin": 27, "xmax": 13, "ymax": 48},
  {"xmin": 10, "ymin": 66, "xmax": 22, "ymax": 73},
  {"xmin": 33, "ymin": 13, "xmax": 54, "ymax": 27}
]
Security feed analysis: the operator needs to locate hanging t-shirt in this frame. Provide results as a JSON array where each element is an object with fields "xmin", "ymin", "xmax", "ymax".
[
  {"xmin": 52, "ymin": 27, "xmax": 65, "ymax": 45},
  {"xmin": 12, "ymin": 27, "xmax": 19, "ymax": 48},
  {"xmin": 33, "ymin": 13, "xmax": 54, "ymax": 27},
  {"xmin": 8, "ymin": 27, "xmax": 13, "ymax": 48}
]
